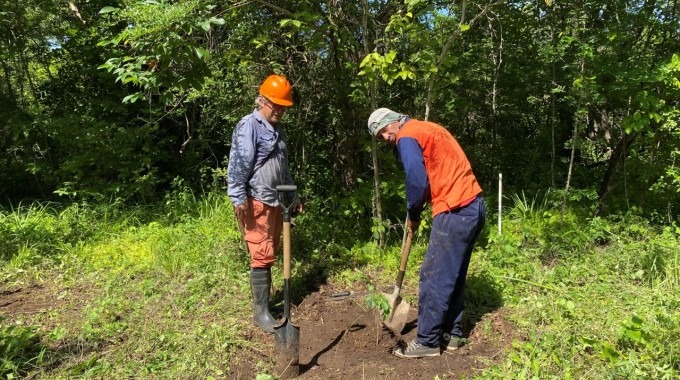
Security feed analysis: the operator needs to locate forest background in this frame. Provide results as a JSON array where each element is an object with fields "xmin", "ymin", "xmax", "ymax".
[{"xmin": 0, "ymin": 0, "xmax": 678, "ymax": 379}]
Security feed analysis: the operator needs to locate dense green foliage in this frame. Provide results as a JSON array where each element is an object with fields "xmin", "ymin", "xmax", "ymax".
[{"xmin": 1, "ymin": 0, "xmax": 678, "ymax": 226}]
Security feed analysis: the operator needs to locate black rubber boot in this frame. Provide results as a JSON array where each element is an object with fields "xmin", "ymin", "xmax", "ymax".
[{"xmin": 251, "ymin": 268, "xmax": 277, "ymax": 333}]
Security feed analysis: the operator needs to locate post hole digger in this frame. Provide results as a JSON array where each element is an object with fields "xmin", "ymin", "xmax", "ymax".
[
  {"xmin": 274, "ymin": 184, "xmax": 300, "ymax": 378},
  {"xmin": 382, "ymin": 223, "xmax": 413, "ymax": 334}
]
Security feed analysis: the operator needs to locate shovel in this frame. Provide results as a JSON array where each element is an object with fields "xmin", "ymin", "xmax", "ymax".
[
  {"xmin": 274, "ymin": 184, "xmax": 300, "ymax": 379},
  {"xmin": 382, "ymin": 224, "xmax": 413, "ymax": 334}
]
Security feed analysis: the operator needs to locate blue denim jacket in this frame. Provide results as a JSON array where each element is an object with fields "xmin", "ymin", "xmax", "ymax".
[{"xmin": 227, "ymin": 109, "xmax": 295, "ymax": 207}]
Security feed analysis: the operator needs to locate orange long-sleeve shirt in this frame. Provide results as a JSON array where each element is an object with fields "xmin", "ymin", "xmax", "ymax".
[{"xmin": 396, "ymin": 119, "xmax": 482, "ymax": 217}]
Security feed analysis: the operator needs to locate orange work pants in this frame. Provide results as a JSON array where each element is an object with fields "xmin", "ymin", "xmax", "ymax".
[{"xmin": 243, "ymin": 197, "xmax": 282, "ymax": 268}]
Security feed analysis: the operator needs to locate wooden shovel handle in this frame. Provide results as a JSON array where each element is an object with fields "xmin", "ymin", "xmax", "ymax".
[
  {"xmin": 276, "ymin": 184, "xmax": 297, "ymax": 282},
  {"xmin": 395, "ymin": 226, "xmax": 413, "ymax": 288},
  {"xmin": 283, "ymin": 221, "xmax": 291, "ymax": 280}
]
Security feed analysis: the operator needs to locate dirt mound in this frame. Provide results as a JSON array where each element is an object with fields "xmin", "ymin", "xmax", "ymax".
[{"xmin": 231, "ymin": 286, "xmax": 515, "ymax": 379}]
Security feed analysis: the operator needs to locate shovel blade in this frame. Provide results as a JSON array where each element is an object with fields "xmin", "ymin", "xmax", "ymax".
[
  {"xmin": 274, "ymin": 319, "xmax": 300, "ymax": 378},
  {"xmin": 382, "ymin": 293, "xmax": 410, "ymax": 334}
]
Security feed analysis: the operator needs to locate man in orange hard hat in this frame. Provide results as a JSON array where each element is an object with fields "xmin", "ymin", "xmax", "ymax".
[{"xmin": 227, "ymin": 74, "xmax": 302, "ymax": 333}]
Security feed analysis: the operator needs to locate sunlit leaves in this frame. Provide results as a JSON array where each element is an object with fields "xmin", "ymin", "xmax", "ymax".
[
  {"xmin": 280, "ymin": 19, "xmax": 302, "ymax": 29},
  {"xmin": 621, "ymin": 54, "xmax": 680, "ymax": 134},
  {"xmin": 97, "ymin": 0, "xmax": 224, "ymax": 103},
  {"xmin": 359, "ymin": 50, "xmax": 416, "ymax": 84}
]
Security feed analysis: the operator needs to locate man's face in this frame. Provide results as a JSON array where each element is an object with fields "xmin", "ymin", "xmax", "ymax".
[
  {"xmin": 377, "ymin": 122, "xmax": 399, "ymax": 144},
  {"xmin": 260, "ymin": 97, "xmax": 289, "ymax": 124}
]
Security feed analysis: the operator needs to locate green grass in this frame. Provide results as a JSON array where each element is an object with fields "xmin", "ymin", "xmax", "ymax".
[
  {"xmin": 0, "ymin": 317, "xmax": 45, "ymax": 378},
  {"xmin": 0, "ymin": 191, "xmax": 677, "ymax": 379},
  {"xmin": 471, "ymin": 194, "xmax": 680, "ymax": 379},
  {"xmin": 0, "ymin": 192, "xmax": 257, "ymax": 378}
]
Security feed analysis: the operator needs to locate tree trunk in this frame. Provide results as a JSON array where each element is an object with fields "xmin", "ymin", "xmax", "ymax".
[
  {"xmin": 549, "ymin": 18, "xmax": 557, "ymax": 187},
  {"xmin": 563, "ymin": 54, "xmax": 586, "ymax": 215},
  {"xmin": 1, "ymin": 58, "xmax": 15, "ymax": 99},
  {"xmin": 595, "ymin": 133, "xmax": 638, "ymax": 216},
  {"xmin": 363, "ymin": 0, "xmax": 384, "ymax": 247}
]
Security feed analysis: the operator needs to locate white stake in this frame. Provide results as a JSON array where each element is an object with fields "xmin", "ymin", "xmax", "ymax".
[{"xmin": 498, "ymin": 173, "xmax": 502, "ymax": 234}]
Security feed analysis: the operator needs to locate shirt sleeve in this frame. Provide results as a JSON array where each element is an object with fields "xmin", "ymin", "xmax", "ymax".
[
  {"xmin": 397, "ymin": 137, "xmax": 429, "ymax": 221},
  {"xmin": 227, "ymin": 119, "xmax": 257, "ymax": 206}
]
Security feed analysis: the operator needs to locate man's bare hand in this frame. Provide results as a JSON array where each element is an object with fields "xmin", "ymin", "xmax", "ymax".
[
  {"xmin": 293, "ymin": 200, "xmax": 303, "ymax": 215},
  {"xmin": 234, "ymin": 203, "xmax": 248, "ymax": 222},
  {"xmin": 407, "ymin": 218, "xmax": 420, "ymax": 234}
]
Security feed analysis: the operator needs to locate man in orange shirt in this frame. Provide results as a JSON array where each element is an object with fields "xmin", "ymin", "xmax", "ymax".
[{"xmin": 368, "ymin": 108, "xmax": 486, "ymax": 358}]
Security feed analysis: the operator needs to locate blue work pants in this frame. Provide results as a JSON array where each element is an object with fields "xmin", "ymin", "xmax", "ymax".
[{"xmin": 416, "ymin": 196, "xmax": 486, "ymax": 347}]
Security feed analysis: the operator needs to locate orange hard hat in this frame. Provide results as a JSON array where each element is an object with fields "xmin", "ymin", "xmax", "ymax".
[{"xmin": 259, "ymin": 74, "xmax": 293, "ymax": 106}]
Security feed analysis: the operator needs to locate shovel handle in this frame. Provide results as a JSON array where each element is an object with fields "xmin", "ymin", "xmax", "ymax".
[
  {"xmin": 283, "ymin": 221, "xmax": 291, "ymax": 280},
  {"xmin": 277, "ymin": 185, "xmax": 297, "ymax": 321},
  {"xmin": 276, "ymin": 185, "xmax": 297, "ymax": 281},
  {"xmin": 281, "ymin": 220, "xmax": 292, "ymax": 319},
  {"xmin": 394, "ymin": 226, "xmax": 413, "ymax": 289},
  {"xmin": 276, "ymin": 185, "xmax": 297, "ymax": 280},
  {"xmin": 276, "ymin": 185, "xmax": 298, "ymax": 217}
]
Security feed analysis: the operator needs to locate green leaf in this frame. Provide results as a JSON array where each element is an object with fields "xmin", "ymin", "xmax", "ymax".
[
  {"xmin": 122, "ymin": 93, "xmax": 142, "ymax": 103},
  {"xmin": 280, "ymin": 19, "xmax": 302, "ymax": 28},
  {"xmin": 359, "ymin": 53, "xmax": 377, "ymax": 68},
  {"xmin": 99, "ymin": 6, "xmax": 118, "ymax": 14},
  {"xmin": 195, "ymin": 47, "xmax": 209, "ymax": 59},
  {"xmin": 631, "ymin": 315, "xmax": 644, "ymax": 326},
  {"xmin": 624, "ymin": 329, "xmax": 641, "ymax": 341},
  {"xmin": 460, "ymin": 24, "xmax": 470, "ymax": 32},
  {"xmin": 199, "ymin": 21, "xmax": 211, "ymax": 32}
]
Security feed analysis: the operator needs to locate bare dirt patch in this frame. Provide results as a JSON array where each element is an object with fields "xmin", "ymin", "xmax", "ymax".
[
  {"xmin": 229, "ymin": 285, "xmax": 516, "ymax": 379},
  {"xmin": 0, "ymin": 280, "xmax": 92, "ymax": 325},
  {"xmin": 1, "ymin": 283, "xmax": 54, "ymax": 316}
]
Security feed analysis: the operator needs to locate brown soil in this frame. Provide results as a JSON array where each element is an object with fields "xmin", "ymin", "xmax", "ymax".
[
  {"xmin": 1, "ymin": 281, "xmax": 516, "ymax": 380},
  {"xmin": 230, "ymin": 285, "xmax": 517, "ymax": 380},
  {"xmin": 0, "ymin": 280, "xmax": 93, "ymax": 326}
]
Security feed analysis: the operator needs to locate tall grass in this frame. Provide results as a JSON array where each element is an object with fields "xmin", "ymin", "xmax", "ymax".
[
  {"xmin": 474, "ymin": 191, "xmax": 680, "ymax": 379},
  {"xmin": 0, "ymin": 192, "xmax": 253, "ymax": 378}
]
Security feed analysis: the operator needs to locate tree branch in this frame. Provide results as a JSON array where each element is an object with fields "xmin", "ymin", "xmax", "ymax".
[{"xmin": 67, "ymin": 1, "xmax": 86, "ymax": 25}]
